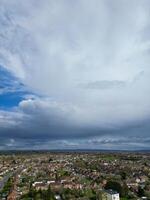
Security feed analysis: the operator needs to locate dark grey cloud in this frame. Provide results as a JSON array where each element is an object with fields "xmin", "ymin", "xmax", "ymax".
[{"xmin": 0, "ymin": 97, "xmax": 150, "ymax": 150}]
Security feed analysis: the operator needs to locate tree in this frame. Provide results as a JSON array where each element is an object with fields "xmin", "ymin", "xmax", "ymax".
[
  {"xmin": 105, "ymin": 180, "xmax": 128, "ymax": 197},
  {"xmin": 120, "ymin": 171, "xmax": 127, "ymax": 180},
  {"xmin": 137, "ymin": 186, "xmax": 145, "ymax": 197}
]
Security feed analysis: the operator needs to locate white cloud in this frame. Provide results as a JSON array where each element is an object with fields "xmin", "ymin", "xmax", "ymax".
[{"xmin": 0, "ymin": 0, "xmax": 150, "ymax": 149}]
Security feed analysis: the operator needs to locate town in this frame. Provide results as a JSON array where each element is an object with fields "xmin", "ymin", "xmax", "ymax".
[{"xmin": 0, "ymin": 151, "xmax": 150, "ymax": 200}]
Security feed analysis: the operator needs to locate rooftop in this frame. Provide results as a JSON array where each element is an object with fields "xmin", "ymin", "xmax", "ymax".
[{"xmin": 105, "ymin": 189, "xmax": 119, "ymax": 195}]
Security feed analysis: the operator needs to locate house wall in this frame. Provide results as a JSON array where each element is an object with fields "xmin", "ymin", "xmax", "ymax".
[{"xmin": 107, "ymin": 193, "xmax": 120, "ymax": 200}]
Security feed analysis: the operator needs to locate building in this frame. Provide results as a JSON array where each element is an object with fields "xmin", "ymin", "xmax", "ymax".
[
  {"xmin": 55, "ymin": 195, "xmax": 62, "ymax": 200},
  {"xmin": 102, "ymin": 189, "xmax": 120, "ymax": 200}
]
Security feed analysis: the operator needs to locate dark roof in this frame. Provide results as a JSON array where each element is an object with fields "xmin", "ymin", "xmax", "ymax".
[{"xmin": 105, "ymin": 189, "xmax": 119, "ymax": 195}]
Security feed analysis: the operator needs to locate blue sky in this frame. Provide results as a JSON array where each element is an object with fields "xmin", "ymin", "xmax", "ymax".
[
  {"xmin": 0, "ymin": 0, "xmax": 150, "ymax": 150},
  {"xmin": 0, "ymin": 66, "xmax": 27, "ymax": 108}
]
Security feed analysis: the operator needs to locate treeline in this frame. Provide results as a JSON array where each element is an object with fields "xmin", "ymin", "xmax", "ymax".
[
  {"xmin": 20, "ymin": 185, "xmax": 55, "ymax": 200},
  {"xmin": 0, "ymin": 177, "xmax": 13, "ymax": 198}
]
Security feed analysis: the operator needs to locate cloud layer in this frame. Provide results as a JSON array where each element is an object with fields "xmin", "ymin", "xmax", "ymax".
[{"xmin": 0, "ymin": 0, "xmax": 150, "ymax": 149}]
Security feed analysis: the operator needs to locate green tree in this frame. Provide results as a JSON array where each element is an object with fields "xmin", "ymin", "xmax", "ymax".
[
  {"xmin": 137, "ymin": 186, "xmax": 145, "ymax": 197},
  {"xmin": 105, "ymin": 180, "xmax": 128, "ymax": 197},
  {"xmin": 120, "ymin": 171, "xmax": 127, "ymax": 180}
]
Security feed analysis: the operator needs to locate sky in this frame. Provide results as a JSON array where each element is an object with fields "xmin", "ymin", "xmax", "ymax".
[{"xmin": 0, "ymin": 0, "xmax": 150, "ymax": 150}]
